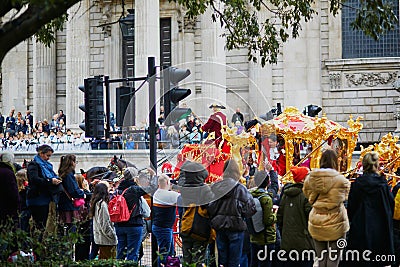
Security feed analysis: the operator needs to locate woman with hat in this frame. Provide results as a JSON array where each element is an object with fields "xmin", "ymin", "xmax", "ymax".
[
  {"xmin": 201, "ymin": 103, "xmax": 227, "ymax": 147},
  {"xmin": 278, "ymin": 166, "xmax": 314, "ymax": 267}
]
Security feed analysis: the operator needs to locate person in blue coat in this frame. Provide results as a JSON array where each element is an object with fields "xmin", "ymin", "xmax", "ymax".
[{"xmin": 57, "ymin": 154, "xmax": 85, "ymax": 230}]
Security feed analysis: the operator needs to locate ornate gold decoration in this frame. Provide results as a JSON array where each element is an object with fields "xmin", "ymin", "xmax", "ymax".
[
  {"xmin": 260, "ymin": 106, "xmax": 363, "ymax": 183},
  {"xmin": 359, "ymin": 133, "xmax": 400, "ymax": 174},
  {"xmin": 221, "ymin": 125, "xmax": 258, "ymax": 175}
]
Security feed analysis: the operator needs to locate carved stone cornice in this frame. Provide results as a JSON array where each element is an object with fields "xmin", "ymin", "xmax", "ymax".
[
  {"xmin": 178, "ymin": 16, "xmax": 197, "ymax": 33},
  {"xmin": 98, "ymin": 0, "xmax": 113, "ymax": 37},
  {"xmin": 345, "ymin": 72, "xmax": 397, "ymax": 88}
]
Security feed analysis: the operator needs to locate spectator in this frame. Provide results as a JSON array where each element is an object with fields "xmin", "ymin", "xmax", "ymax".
[
  {"xmin": 25, "ymin": 110, "xmax": 33, "ymax": 129},
  {"xmin": 6, "ymin": 111, "xmax": 16, "ymax": 131},
  {"xmin": 57, "ymin": 154, "xmax": 85, "ymax": 232},
  {"xmin": 58, "ymin": 118, "xmax": 66, "ymax": 133},
  {"xmin": 114, "ymin": 167, "xmax": 157, "ymax": 261},
  {"xmin": 231, "ymin": 107, "xmax": 244, "ymax": 125},
  {"xmin": 179, "ymin": 124, "xmax": 190, "ymax": 148},
  {"xmin": 303, "ymin": 149, "xmax": 350, "ymax": 267},
  {"xmin": 89, "ymin": 183, "xmax": 117, "ymax": 259},
  {"xmin": 26, "ymin": 144, "xmax": 62, "ymax": 231},
  {"xmin": 42, "ymin": 119, "xmax": 50, "ymax": 135},
  {"xmin": 178, "ymin": 161, "xmax": 213, "ymax": 265},
  {"xmin": 277, "ymin": 166, "xmax": 313, "ymax": 267},
  {"xmin": 16, "ymin": 169, "xmax": 30, "ymax": 232},
  {"xmin": 0, "ymin": 112, "xmax": 5, "ymax": 133},
  {"xmin": 186, "ymin": 115, "xmax": 195, "ymax": 132},
  {"xmin": 0, "ymin": 152, "xmax": 20, "ymax": 227},
  {"xmin": 189, "ymin": 126, "xmax": 201, "ymax": 144},
  {"xmin": 58, "ymin": 110, "xmax": 66, "ymax": 126},
  {"xmin": 16, "ymin": 119, "xmax": 28, "ymax": 134},
  {"xmin": 345, "ymin": 152, "xmax": 394, "ymax": 267},
  {"xmin": 74, "ymin": 173, "xmax": 92, "ymax": 261},
  {"xmin": 207, "ymin": 159, "xmax": 256, "ymax": 267},
  {"xmin": 50, "ymin": 114, "xmax": 59, "ymax": 132},
  {"xmin": 152, "ymin": 174, "xmax": 180, "ymax": 266},
  {"xmin": 249, "ymin": 170, "xmax": 276, "ymax": 267}
]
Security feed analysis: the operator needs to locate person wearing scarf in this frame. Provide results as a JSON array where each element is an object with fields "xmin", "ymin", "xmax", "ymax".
[{"xmin": 26, "ymin": 144, "xmax": 62, "ymax": 231}]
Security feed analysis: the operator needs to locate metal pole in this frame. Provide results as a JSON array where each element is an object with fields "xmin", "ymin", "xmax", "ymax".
[
  {"xmin": 104, "ymin": 75, "xmax": 111, "ymax": 139},
  {"xmin": 148, "ymin": 56, "xmax": 158, "ymax": 267}
]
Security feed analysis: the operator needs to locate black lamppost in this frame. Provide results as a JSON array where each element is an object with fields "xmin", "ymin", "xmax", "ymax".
[{"xmin": 119, "ymin": 9, "xmax": 135, "ymax": 40}]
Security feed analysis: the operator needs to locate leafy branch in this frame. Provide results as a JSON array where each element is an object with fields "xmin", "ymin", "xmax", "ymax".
[{"xmin": 174, "ymin": 0, "xmax": 398, "ymax": 66}]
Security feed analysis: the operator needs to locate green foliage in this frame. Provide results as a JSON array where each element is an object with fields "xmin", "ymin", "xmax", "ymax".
[
  {"xmin": 174, "ymin": 0, "xmax": 399, "ymax": 66},
  {"xmin": 0, "ymin": 217, "xmax": 138, "ymax": 267},
  {"xmin": 350, "ymin": 0, "xmax": 398, "ymax": 40},
  {"xmin": 35, "ymin": 14, "xmax": 68, "ymax": 47}
]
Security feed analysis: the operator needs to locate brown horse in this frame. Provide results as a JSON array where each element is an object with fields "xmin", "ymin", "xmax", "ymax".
[{"xmin": 110, "ymin": 155, "xmax": 138, "ymax": 172}]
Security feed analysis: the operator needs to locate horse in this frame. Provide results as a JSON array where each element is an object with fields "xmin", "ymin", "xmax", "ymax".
[
  {"xmin": 110, "ymin": 155, "xmax": 138, "ymax": 172},
  {"xmin": 83, "ymin": 166, "xmax": 112, "ymax": 184}
]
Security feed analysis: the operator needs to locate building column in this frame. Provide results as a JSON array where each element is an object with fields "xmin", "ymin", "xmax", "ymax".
[
  {"xmin": 135, "ymin": 0, "xmax": 160, "ymax": 126},
  {"xmin": 33, "ymin": 40, "xmax": 57, "ymax": 122},
  {"xmin": 197, "ymin": 7, "xmax": 227, "ymax": 118},
  {"xmin": 248, "ymin": 9, "xmax": 273, "ymax": 119},
  {"xmin": 66, "ymin": 0, "xmax": 90, "ymax": 130},
  {"xmin": 1, "ymin": 41, "xmax": 29, "ymax": 115},
  {"xmin": 177, "ymin": 16, "xmax": 196, "ymax": 109}
]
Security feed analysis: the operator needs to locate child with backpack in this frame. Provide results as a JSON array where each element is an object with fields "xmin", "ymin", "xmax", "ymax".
[
  {"xmin": 248, "ymin": 170, "xmax": 276, "ymax": 267},
  {"xmin": 89, "ymin": 183, "xmax": 117, "ymax": 259}
]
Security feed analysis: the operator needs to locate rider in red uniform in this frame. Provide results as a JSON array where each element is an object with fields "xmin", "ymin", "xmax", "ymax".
[{"xmin": 201, "ymin": 103, "xmax": 227, "ymax": 147}]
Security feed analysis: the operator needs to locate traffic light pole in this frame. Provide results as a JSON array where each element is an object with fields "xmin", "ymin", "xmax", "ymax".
[
  {"xmin": 104, "ymin": 76, "xmax": 111, "ymax": 139},
  {"xmin": 147, "ymin": 57, "xmax": 158, "ymax": 267},
  {"xmin": 102, "ymin": 76, "xmax": 147, "ymax": 138}
]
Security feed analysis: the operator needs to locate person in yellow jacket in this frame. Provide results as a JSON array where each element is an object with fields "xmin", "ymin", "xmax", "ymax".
[{"xmin": 303, "ymin": 149, "xmax": 350, "ymax": 267}]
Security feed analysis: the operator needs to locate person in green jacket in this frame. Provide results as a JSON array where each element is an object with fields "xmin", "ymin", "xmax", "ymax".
[
  {"xmin": 277, "ymin": 166, "xmax": 314, "ymax": 267},
  {"xmin": 249, "ymin": 170, "xmax": 277, "ymax": 267}
]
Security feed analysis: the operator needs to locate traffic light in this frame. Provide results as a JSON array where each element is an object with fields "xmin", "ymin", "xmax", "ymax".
[
  {"xmin": 116, "ymin": 86, "xmax": 134, "ymax": 127},
  {"xmin": 163, "ymin": 67, "xmax": 192, "ymax": 125},
  {"xmin": 303, "ymin": 104, "xmax": 322, "ymax": 117},
  {"xmin": 79, "ymin": 76, "xmax": 105, "ymax": 138}
]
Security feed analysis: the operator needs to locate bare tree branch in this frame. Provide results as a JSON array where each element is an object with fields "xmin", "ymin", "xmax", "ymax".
[{"xmin": 0, "ymin": 0, "xmax": 80, "ymax": 64}]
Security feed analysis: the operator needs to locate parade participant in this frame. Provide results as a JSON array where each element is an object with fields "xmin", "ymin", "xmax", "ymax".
[
  {"xmin": 303, "ymin": 149, "xmax": 350, "ymax": 267},
  {"xmin": 201, "ymin": 103, "xmax": 227, "ymax": 147},
  {"xmin": 344, "ymin": 152, "xmax": 394, "ymax": 267},
  {"xmin": 262, "ymin": 134, "xmax": 286, "ymax": 176}
]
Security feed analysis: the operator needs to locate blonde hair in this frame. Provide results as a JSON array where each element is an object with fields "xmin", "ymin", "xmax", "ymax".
[
  {"xmin": 75, "ymin": 174, "xmax": 89, "ymax": 191},
  {"xmin": 362, "ymin": 152, "xmax": 379, "ymax": 174},
  {"xmin": 16, "ymin": 169, "xmax": 28, "ymax": 192}
]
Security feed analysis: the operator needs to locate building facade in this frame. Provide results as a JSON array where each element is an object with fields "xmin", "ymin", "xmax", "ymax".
[{"xmin": 1, "ymin": 0, "xmax": 399, "ymax": 143}]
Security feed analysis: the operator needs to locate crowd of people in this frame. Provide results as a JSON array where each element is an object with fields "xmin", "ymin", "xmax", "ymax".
[
  {"xmin": 1, "ymin": 102, "xmax": 399, "ymax": 267},
  {"xmin": 1, "ymin": 141, "xmax": 399, "ymax": 267}
]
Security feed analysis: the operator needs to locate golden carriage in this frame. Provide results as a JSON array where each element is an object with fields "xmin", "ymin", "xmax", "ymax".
[{"xmin": 259, "ymin": 107, "xmax": 363, "ymax": 183}]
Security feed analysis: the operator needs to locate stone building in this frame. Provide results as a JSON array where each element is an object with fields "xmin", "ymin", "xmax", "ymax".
[{"xmin": 1, "ymin": 0, "xmax": 400, "ymax": 144}]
